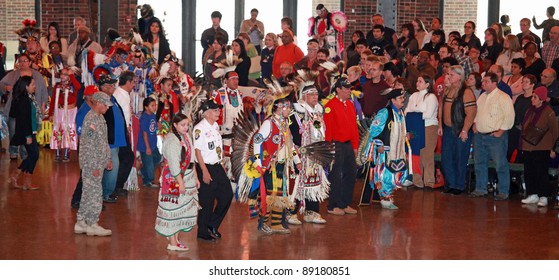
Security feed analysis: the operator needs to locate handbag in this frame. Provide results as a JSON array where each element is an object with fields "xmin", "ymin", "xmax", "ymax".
[
  {"xmin": 386, "ymin": 158, "xmax": 408, "ymax": 173},
  {"xmin": 521, "ymin": 126, "xmax": 547, "ymax": 146}
]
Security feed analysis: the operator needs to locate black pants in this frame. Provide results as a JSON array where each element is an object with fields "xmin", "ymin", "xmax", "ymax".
[
  {"xmin": 71, "ymin": 172, "xmax": 83, "ymax": 206},
  {"xmin": 196, "ymin": 163, "xmax": 233, "ymax": 237},
  {"xmin": 524, "ymin": 150, "xmax": 552, "ymax": 197},
  {"xmin": 328, "ymin": 141, "xmax": 357, "ymax": 210},
  {"xmin": 255, "ymin": 45, "xmax": 261, "ymax": 55},
  {"xmin": 114, "ymin": 145, "xmax": 134, "ymax": 193},
  {"xmin": 290, "ymin": 199, "xmax": 319, "ymax": 214},
  {"xmin": 19, "ymin": 135, "xmax": 39, "ymax": 174}
]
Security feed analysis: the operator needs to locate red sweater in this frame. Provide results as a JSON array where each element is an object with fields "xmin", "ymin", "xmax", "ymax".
[
  {"xmin": 324, "ymin": 96, "xmax": 359, "ymax": 149},
  {"xmin": 49, "ymin": 74, "xmax": 81, "ymax": 117},
  {"xmin": 360, "ymin": 79, "xmax": 390, "ymax": 118},
  {"xmin": 272, "ymin": 43, "xmax": 304, "ymax": 78}
]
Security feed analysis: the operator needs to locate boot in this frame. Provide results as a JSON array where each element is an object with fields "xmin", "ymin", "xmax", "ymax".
[
  {"xmin": 74, "ymin": 220, "xmax": 88, "ymax": 234},
  {"xmin": 9, "ymin": 169, "xmax": 22, "ymax": 188},
  {"xmin": 271, "ymin": 208, "xmax": 290, "ymax": 234},
  {"xmin": 257, "ymin": 210, "xmax": 272, "ymax": 234},
  {"xmin": 86, "ymin": 223, "xmax": 112, "ymax": 236},
  {"xmin": 21, "ymin": 173, "xmax": 40, "ymax": 190}
]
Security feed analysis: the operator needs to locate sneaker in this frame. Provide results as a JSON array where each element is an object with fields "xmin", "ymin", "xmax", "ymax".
[
  {"xmin": 258, "ymin": 224, "xmax": 273, "ymax": 235},
  {"xmin": 74, "ymin": 220, "xmax": 88, "ymax": 234},
  {"xmin": 62, "ymin": 157, "xmax": 70, "ymax": 163},
  {"xmin": 537, "ymin": 197, "xmax": 548, "ymax": 207},
  {"xmin": 103, "ymin": 195, "xmax": 117, "ymax": 203},
  {"xmin": 494, "ymin": 193, "xmax": 509, "ymax": 201},
  {"xmin": 303, "ymin": 211, "xmax": 326, "ymax": 224},
  {"xmin": 469, "ymin": 191, "xmax": 488, "ymax": 198},
  {"xmin": 343, "ymin": 206, "xmax": 358, "ymax": 214},
  {"xmin": 113, "ymin": 189, "xmax": 128, "ymax": 197},
  {"xmin": 86, "ymin": 223, "xmax": 112, "ymax": 236},
  {"xmin": 271, "ymin": 226, "xmax": 291, "ymax": 234},
  {"xmin": 287, "ymin": 214, "xmax": 302, "ymax": 225},
  {"xmin": 327, "ymin": 208, "xmax": 345, "ymax": 216},
  {"xmin": 167, "ymin": 244, "xmax": 189, "ymax": 251},
  {"xmin": 54, "ymin": 156, "xmax": 61, "ymax": 162},
  {"xmin": 402, "ymin": 179, "xmax": 414, "ymax": 187},
  {"xmin": 380, "ymin": 200, "xmax": 399, "ymax": 210},
  {"xmin": 521, "ymin": 194, "xmax": 539, "ymax": 204}
]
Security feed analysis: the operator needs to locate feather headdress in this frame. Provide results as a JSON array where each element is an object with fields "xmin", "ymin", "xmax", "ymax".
[
  {"xmin": 263, "ymin": 76, "xmax": 292, "ymax": 116},
  {"xmin": 320, "ymin": 60, "xmax": 346, "ymax": 88},
  {"xmin": 212, "ymin": 46, "xmax": 243, "ymax": 79},
  {"xmin": 295, "ymin": 68, "xmax": 319, "ymax": 100},
  {"xmin": 15, "ymin": 19, "xmax": 41, "ymax": 42}
]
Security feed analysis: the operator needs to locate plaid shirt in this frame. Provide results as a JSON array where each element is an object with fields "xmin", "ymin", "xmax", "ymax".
[
  {"xmin": 542, "ymin": 41, "xmax": 559, "ymax": 68},
  {"xmin": 454, "ymin": 52, "xmax": 475, "ymax": 77}
]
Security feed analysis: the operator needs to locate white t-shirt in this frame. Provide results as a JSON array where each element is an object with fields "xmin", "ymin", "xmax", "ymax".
[{"xmin": 193, "ymin": 118, "xmax": 223, "ymax": 165}]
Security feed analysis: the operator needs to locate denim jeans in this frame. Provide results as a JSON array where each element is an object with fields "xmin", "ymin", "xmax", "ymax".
[
  {"xmin": 19, "ymin": 135, "xmax": 39, "ymax": 174},
  {"xmin": 441, "ymin": 126, "xmax": 472, "ymax": 190},
  {"xmin": 140, "ymin": 149, "xmax": 161, "ymax": 184},
  {"xmin": 102, "ymin": 147, "xmax": 120, "ymax": 198},
  {"xmin": 473, "ymin": 132, "xmax": 510, "ymax": 195},
  {"xmin": 8, "ymin": 117, "xmax": 27, "ymax": 159}
]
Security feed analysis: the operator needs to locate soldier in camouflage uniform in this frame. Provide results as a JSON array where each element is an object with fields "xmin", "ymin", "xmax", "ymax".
[{"xmin": 74, "ymin": 92, "xmax": 113, "ymax": 236}]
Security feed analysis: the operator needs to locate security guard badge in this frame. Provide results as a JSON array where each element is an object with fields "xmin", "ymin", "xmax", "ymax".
[
  {"xmin": 194, "ymin": 129, "xmax": 201, "ymax": 140},
  {"xmin": 208, "ymin": 141, "xmax": 215, "ymax": 150},
  {"xmin": 216, "ymin": 146, "xmax": 222, "ymax": 160}
]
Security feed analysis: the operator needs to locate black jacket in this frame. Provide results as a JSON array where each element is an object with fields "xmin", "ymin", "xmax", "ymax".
[{"xmin": 10, "ymin": 94, "xmax": 33, "ymax": 145}]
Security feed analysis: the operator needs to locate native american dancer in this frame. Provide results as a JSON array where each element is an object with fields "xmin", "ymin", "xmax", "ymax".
[
  {"xmin": 208, "ymin": 47, "xmax": 244, "ymax": 180},
  {"xmin": 49, "ymin": 68, "xmax": 81, "ymax": 161},
  {"xmin": 232, "ymin": 82, "xmax": 334, "ymax": 234},
  {"xmin": 129, "ymin": 47, "xmax": 156, "ymax": 115},
  {"xmin": 363, "ymin": 89, "xmax": 413, "ymax": 210},
  {"xmin": 286, "ymin": 70, "xmax": 329, "ymax": 225},
  {"xmin": 158, "ymin": 54, "xmax": 196, "ymax": 116},
  {"xmin": 308, "ymin": 4, "xmax": 348, "ymax": 60}
]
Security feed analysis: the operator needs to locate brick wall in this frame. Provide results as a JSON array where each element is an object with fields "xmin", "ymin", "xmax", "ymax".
[
  {"xmin": 443, "ymin": 0, "xmax": 478, "ymax": 37},
  {"xmin": 343, "ymin": 0, "xmax": 378, "ymax": 43},
  {"xmin": 40, "ymin": 0, "xmax": 137, "ymax": 42},
  {"xmin": 398, "ymin": 0, "xmax": 439, "ymax": 31},
  {"xmin": 343, "ymin": 0, "xmax": 440, "ymax": 43},
  {"xmin": 312, "ymin": 0, "xmax": 341, "ymax": 12},
  {"xmin": 117, "ymin": 1, "xmax": 137, "ymax": 37},
  {"xmin": 41, "ymin": 0, "xmax": 91, "ymax": 40},
  {"xmin": 0, "ymin": 0, "xmax": 36, "ymax": 41}
]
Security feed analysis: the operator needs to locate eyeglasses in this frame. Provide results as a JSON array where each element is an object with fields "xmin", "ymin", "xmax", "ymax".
[{"xmin": 307, "ymin": 48, "xmax": 318, "ymax": 51}]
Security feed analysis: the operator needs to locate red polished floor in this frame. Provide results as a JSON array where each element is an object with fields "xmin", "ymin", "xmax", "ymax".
[{"xmin": 1, "ymin": 147, "xmax": 559, "ymax": 260}]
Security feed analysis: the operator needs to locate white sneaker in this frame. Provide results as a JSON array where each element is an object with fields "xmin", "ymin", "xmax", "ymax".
[
  {"xmin": 287, "ymin": 214, "xmax": 302, "ymax": 225},
  {"xmin": 521, "ymin": 194, "xmax": 539, "ymax": 204},
  {"xmin": 86, "ymin": 223, "xmax": 112, "ymax": 236},
  {"xmin": 380, "ymin": 200, "xmax": 399, "ymax": 210},
  {"xmin": 74, "ymin": 220, "xmax": 88, "ymax": 234},
  {"xmin": 537, "ymin": 197, "xmax": 548, "ymax": 207},
  {"xmin": 303, "ymin": 211, "xmax": 326, "ymax": 224}
]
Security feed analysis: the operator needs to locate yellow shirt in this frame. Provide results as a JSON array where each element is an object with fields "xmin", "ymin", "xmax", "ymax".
[{"xmin": 474, "ymin": 88, "xmax": 515, "ymax": 133}]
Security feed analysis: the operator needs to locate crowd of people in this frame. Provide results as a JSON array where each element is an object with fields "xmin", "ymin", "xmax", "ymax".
[{"xmin": 2, "ymin": 3, "xmax": 559, "ymax": 252}]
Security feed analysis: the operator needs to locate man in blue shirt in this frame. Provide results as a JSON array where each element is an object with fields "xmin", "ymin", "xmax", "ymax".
[
  {"xmin": 488, "ymin": 64, "xmax": 512, "ymax": 97},
  {"xmin": 71, "ymin": 85, "xmax": 98, "ymax": 209},
  {"xmin": 98, "ymin": 74, "xmax": 127, "ymax": 202}
]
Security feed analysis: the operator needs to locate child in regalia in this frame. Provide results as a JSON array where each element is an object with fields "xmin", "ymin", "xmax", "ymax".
[
  {"xmin": 49, "ymin": 67, "xmax": 81, "ymax": 162},
  {"xmin": 152, "ymin": 77, "xmax": 179, "ymax": 125}
]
